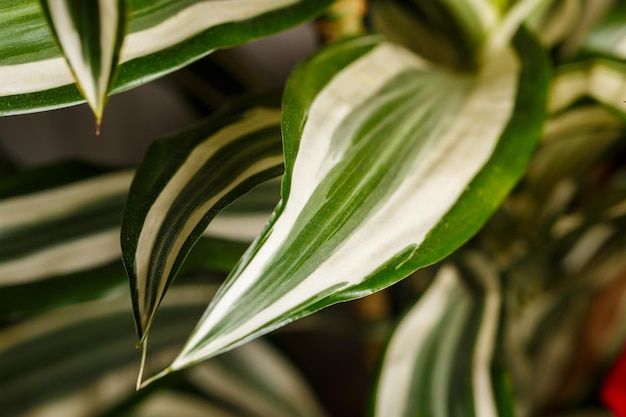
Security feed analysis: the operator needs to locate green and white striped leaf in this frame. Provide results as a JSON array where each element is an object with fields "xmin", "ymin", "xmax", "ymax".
[
  {"xmin": 122, "ymin": 96, "xmax": 284, "ymax": 343},
  {"xmin": 526, "ymin": 0, "xmax": 582, "ymax": 47},
  {"xmin": 0, "ymin": 166, "xmax": 132, "ymax": 288},
  {"xmin": 147, "ymin": 31, "xmax": 547, "ymax": 379},
  {"xmin": 38, "ymin": 0, "xmax": 127, "ymax": 126},
  {"xmin": 372, "ymin": 257, "xmax": 513, "ymax": 417},
  {"xmin": 579, "ymin": 0, "xmax": 626, "ymax": 61},
  {"xmin": 370, "ymin": 0, "xmax": 500, "ymax": 70},
  {"xmin": 371, "ymin": 0, "xmax": 553, "ymax": 69},
  {"xmin": 0, "ymin": 0, "xmax": 332, "ymax": 115},
  {"xmin": 0, "ymin": 285, "xmax": 327, "ymax": 417},
  {"xmin": 0, "ymin": 160, "xmax": 267, "ymax": 318},
  {"xmin": 549, "ymin": 59, "xmax": 626, "ymax": 115}
]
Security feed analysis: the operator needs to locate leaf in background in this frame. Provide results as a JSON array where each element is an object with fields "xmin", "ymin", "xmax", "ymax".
[
  {"xmin": 526, "ymin": 0, "xmax": 581, "ymax": 47},
  {"xmin": 147, "ymin": 31, "xmax": 547, "ymax": 380},
  {"xmin": 0, "ymin": 285, "xmax": 327, "ymax": 417},
  {"xmin": 579, "ymin": 0, "xmax": 626, "ymax": 61},
  {"xmin": 38, "ymin": 0, "xmax": 127, "ymax": 128},
  {"xmin": 122, "ymin": 95, "xmax": 284, "ymax": 343},
  {"xmin": 529, "ymin": 105, "xmax": 622, "ymax": 197},
  {"xmin": 550, "ymin": 59, "xmax": 626, "ymax": 116},
  {"xmin": 370, "ymin": 0, "xmax": 500, "ymax": 70},
  {"xmin": 0, "ymin": 167, "xmax": 132, "ymax": 288},
  {"xmin": 371, "ymin": 256, "xmax": 513, "ymax": 417},
  {"xmin": 0, "ymin": 0, "xmax": 333, "ymax": 115},
  {"xmin": 0, "ymin": 160, "xmax": 269, "ymax": 318}
]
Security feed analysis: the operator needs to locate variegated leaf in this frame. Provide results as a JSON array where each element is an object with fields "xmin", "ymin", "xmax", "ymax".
[
  {"xmin": 38, "ymin": 0, "xmax": 127, "ymax": 126},
  {"xmin": 579, "ymin": 0, "xmax": 626, "ymax": 61},
  {"xmin": 0, "ymin": 161, "xmax": 268, "ymax": 318},
  {"xmin": 370, "ymin": 0, "xmax": 500, "ymax": 70},
  {"xmin": 122, "ymin": 96, "xmax": 284, "ymax": 342},
  {"xmin": 0, "ymin": 284, "xmax": 327, "ymax": 417},
  {"xmin": 0, "ymin": 0, "xmax": 332, "ymax": 115},
  {"xmin": 146, "ymin": 31, "xmax": 547, "ymax": 380},
  {"xmin": 526, "ymin": 0, "xmax": 581, "ymax": 47},
  {"xmin": 549, "ymin": 59, "xmax": 626, "ymax": 115},
  {"xmin": 372, "ymin": 257, "xmax": 513, "ymax": 417},
  {"xmin": 370, "ymin": 0, "xmax": 552, "ymax": 69},
  {"xmin": 0, "ymin": 167, "xmax": 132, "ymax": 288}
]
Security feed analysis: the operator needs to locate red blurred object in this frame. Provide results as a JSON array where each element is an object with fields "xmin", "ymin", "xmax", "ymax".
[{"xmin": 602, "ymin": 342, "xmax": 626, "ymax": 417}]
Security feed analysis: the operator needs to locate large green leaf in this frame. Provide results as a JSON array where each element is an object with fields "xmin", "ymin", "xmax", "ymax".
[
  {"xmin": 371, "ymin": 256, "xmax": 513, "ymax": 417},
  {"xmin": 122, "ymin": 96, "xmax": 284, "ymax": 343},
  {"xmin": 141, "ymin": 30, "xmax": 547, "ymax": 381},
  {"xmin": 0, "ymin": 0, "xmax": 332, "ymax": 115},
  {"xmin": 38, "ymin": 0, "xmax": 127, "ymax": 125}
]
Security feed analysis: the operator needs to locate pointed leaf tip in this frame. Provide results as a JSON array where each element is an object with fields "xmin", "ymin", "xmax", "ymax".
[
  {"xmin": 167, "ymin": 30, "xmax": 547, "ymax": 370},
  {"xmin": 121, "ymin": 96, "xmax": 284, "ymax": 342},
  {"xmin": 39, "ymin": 0, "xmax": 128, "ymax": 122}
]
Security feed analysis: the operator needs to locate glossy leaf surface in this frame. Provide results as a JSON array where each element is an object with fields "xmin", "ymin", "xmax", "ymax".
[
  {"xmin": 0, "ymin": 0, "xmax": 332, "ymax": 115},
  {"xmin": 121, "ymin": 97, "xmax": 284, "ymax": 342},
  {"xmin": 149, "ymin": 31, "xmax": 547, "ymax": 378},
  {"xmin": 38, "ymin": 0, "xmax": 127, "ymax": 124}
]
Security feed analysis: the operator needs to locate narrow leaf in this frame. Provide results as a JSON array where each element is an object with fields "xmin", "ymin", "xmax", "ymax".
[
  {"xmin": 550, "ymin": 59, "xmax": 626, "ymax": 116},
  {"xmin": 38, "ymin": 0, "xmax": 127, "ymax": 126},
  {"xmin": 121, "ymin": 96, "xmax": 284, "ymax": 343},
  {"xmin": 154, "ymin": 31, "xmax": 547, "ymax": 377},
  {"xmin": 0, "ymin": 285, "xmax": 326, "ymax": 417},
  {"xmin": 0, "ymin": 0, "xmax": 333, "ymax": 115},
  {"xmin": 0, "ymin": 161, "xmax": 264, "ymax": 318},
  {"xmin": 371, "ymin": 256, "xmax": 513, "ymax": 417},
  {"xmin": 0, "ymin": 168, "xmax": 132, "ymax": 287}
]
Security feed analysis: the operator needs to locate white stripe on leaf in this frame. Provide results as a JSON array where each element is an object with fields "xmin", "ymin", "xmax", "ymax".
[
  {"xmin": 3, "ymin": 0, "xmax": 303, "ymax": 98},
  {"xmin": 129, "ymin": 107, "xmax": 283, "ymax": 340},
  {"xmin": 468, "ymin": 253, "xmax": 502, "ymax": 417},
  {"xmin": 374, "ymin": 265, "xmax": 462, "ymax": 417},
  {"xmin": 162, "ymin": 37, "xmax": 525, "ymax": 372},
  {"xmin": 0, "ymin": 228, "xmax": 120, "ymax": 287},
  {"xmin": 374, "ymin": 255, "xmax": 506, "ymax": 417},
  {"xmin": 0, "ymin": 170, "xmax": 132, "ymax": 230},
  {"xmin": 40, "ymin": 0, "xmax": 126, "ymax": 124}
]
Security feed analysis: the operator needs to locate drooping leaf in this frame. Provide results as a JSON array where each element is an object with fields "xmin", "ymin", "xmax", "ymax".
[
  {"xmin": 0, "ymin": 161, "xmax": 269, "ymax": 318},
  {"xmin": 121, "ymin": 95, "xmax": 284, "ymax": 343},
  {"xmin": 38, "ymin": 0, "xmax": 127, "ymax": 126},
  {"xmin": 147, "ymin": 31, "xmax": 547, "ymax": 379},
  {"xmin": 371, "ymin": 256, "xmax": 513, "ymax": 417},
  {"xmin": 0, "ymin": 0, "xmax": 332, "ymax": 115}
]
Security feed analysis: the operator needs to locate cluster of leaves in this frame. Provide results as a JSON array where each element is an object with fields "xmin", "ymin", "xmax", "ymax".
[{"xmin": 1, "ymin": 0, "xmax": 626, "ymax": 416}]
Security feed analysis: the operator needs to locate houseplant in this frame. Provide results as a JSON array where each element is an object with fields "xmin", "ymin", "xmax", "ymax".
[{"xmin": 1, "ymin": 0, "xmax": 625, "ymax": 415}]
